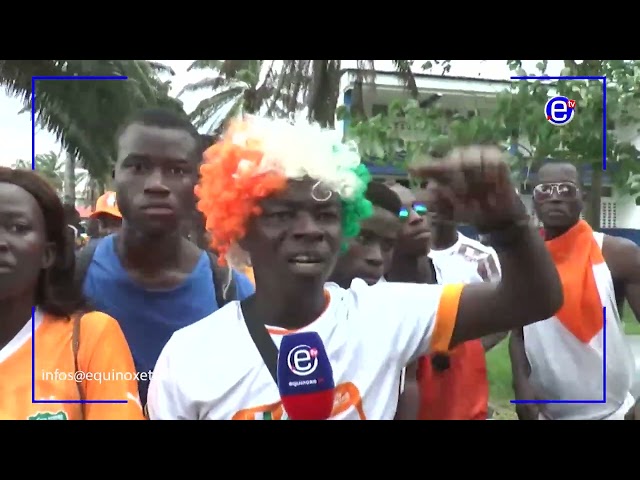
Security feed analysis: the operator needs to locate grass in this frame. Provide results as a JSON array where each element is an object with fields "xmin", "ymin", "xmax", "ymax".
[{"xmin": 487, "ymin": 304, "xmax": 638, "ymax": 419}]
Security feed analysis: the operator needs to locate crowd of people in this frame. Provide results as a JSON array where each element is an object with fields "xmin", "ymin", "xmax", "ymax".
[{"xmin": 2, "ymin": 108, "xmax": 639, "ymax": 420}]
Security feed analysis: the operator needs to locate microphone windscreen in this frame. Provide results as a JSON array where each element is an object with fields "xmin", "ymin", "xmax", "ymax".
[{"xmin": 277, "ymin": 331, "xmax": 335, "ymax": 420}]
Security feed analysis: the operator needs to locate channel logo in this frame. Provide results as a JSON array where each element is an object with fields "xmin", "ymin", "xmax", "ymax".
[
  {"xmin": 287, "ymin": 345, "xmax": 319, "ymax": 376},
  {"xmin": 545, "ymin": 96, "xmax": 576, "ymax": 126}
]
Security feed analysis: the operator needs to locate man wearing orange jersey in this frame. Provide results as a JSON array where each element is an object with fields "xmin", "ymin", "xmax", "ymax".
[
  {"xmin": 417, "ymin": 178, "xmax": 506, "ymax": 419},
  {"xmin": 417, "ymin": 180, "xmax": 506, "ymax": 420},
  {"xmin": 391, "ymin": 182, "xmax": 506, "ymax": 420}
]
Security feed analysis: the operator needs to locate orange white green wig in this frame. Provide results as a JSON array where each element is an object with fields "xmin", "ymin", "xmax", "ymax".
[{"xmin": 195, "ymin": 116, "xmax": 373, "ymax": 270}]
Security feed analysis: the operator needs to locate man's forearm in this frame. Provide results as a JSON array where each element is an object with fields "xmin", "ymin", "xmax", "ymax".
[
  {"xmin": 492, "ymin": 224, "xmax": 562, "ymax": 327},
  {"xmin": 451, "ymin": 225, "xmax": 562, "ymax": 346}
]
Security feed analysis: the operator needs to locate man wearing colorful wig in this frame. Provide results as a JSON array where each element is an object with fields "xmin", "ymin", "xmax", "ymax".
[
  {"xmin": 510, "ymin": 161, "xmax": 640, "ymax": 420},
  {"xmin": 147, "ymin": 117, "xmax": 563, "ymax": 420}
]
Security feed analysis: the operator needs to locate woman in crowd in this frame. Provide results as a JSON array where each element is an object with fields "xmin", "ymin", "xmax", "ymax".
[{"xmin": 0, "ymin": 167, "xmax": 144, "ymax": 420}]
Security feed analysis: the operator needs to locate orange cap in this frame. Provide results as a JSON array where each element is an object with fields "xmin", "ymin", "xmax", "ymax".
[{"xmin": 90, "ymin": 191, "xmax": 121, "ymax": 219}]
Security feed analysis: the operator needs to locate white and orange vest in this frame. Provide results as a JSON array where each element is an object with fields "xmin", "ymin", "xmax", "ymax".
[{"xmin": 524, "ymin": 231, "xmax": 635, "ymax": 420}]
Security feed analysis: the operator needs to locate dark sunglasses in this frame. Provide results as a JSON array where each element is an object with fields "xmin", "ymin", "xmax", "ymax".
[
  {"xmin": 399, "ymin": 202, "xmax": 428, "ymax": 219},
  {"xmin": 533, "ymin": 182, "xmax": 579, "ymax": 202}
]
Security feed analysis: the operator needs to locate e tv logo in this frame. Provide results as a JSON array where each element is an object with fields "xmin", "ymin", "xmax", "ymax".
[
  {"xmin": 287, "ymin": 345, "xmax": 318, "ymax": 376},
  {"xmin": 545, "ymin": 96, "xmax": 576, "ymax": 126}
]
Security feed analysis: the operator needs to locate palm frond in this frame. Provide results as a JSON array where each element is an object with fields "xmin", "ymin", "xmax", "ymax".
[
  {"xmin": 187, "ymin": 60, "xmax": 225, "ymax": 72},
  {"xmin": 392, "ymin": 60, "xmax": 419, "ymax": 98},
  {"xmin": 177, "ymin": 77, "xmax": 229, "ymax": 97},
  {"xmin": 1, "ymin": 60, "xmax": 184, "ymax": 182},
  {"xmin": 189, "ymin": 87, "xmax": 245, "ymax": 129}
]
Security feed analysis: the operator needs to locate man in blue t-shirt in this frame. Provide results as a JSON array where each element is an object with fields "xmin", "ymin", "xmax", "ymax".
[{"xmin": 80, "ymin": 108, "xmax": 254, "ymax": 405}]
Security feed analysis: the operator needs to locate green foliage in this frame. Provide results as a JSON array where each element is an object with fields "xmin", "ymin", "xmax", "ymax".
[
  {"xmin": 343, "ymin": 60, "xmax": 640, "ymax": 212},
  {"xmin": 341, "ymin": 99, "xmax": 520, "ymax": 184},
  {"xmin": 1, "ymin": 60, "xmax": 183, "ymax": 183},
  {"xmin": 499, "ymin": 60, "xmax": 640, "ymax": 196},
  {"xmin": 13, "ymin": 152, "xmax": 64, "ymax": 193},
  {"xmin": 421, "ymin": 60, "xmax": 452, "ymax": 75}
]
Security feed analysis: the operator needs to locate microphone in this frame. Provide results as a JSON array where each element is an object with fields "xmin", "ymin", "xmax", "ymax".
[{"xmin": 277, "ymin": 332, "xmax": 335, "ymax": 420}]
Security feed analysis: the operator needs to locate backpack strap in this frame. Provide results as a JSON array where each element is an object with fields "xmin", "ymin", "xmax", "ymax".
[
  {"xmin": 74, "ymin": 238, "xmax": 100, "ymax": 292},
  {"xmin": 207, "ymin": 252, "xmax": 237, "ymax": 307},
  {"xmin": 72, "ymin": 314, "xmax": 86, "ymax": 419}
]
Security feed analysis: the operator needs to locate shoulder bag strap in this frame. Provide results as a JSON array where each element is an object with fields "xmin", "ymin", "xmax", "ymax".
[
  {"xmin": 243, "ymin": 312, "xmax": 279, "ymax": 385},
  {"xmin": 74, "ymin": 238, "xmax": 100, "ymax": 292},
  {"xmin": 72, "ymin": 315, "xmax": 86, "ymax": 419}
]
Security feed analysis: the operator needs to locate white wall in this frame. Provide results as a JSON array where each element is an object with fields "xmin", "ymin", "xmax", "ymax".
[
  {"xmin": 614, "ymin": 124, "xmax": 640, "ymax": 228},
  {"xmin": 616, "ymin": 194, "xmax": 640, "ymax": 228}
]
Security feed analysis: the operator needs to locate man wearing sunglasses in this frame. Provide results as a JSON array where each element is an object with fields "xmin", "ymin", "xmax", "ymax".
[
  {"xmin": 385, "ymin": 184, "xmax": 433, "ymax": 419},
  {"xmin": 386, "ymin": 184, "xmax": 433, "ymax": 283},
  {"xmin": 510, "ymin": 161, "xmax": 640, "ymax": 420}
]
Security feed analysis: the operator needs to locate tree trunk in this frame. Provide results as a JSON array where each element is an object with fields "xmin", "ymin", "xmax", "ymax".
[
  {"xmin": 585, "ymin": 166, "xmax": 602, "ymax": 230},
  {"xmin": 63, "ymin": 151, "xmax": 76, "ymax": 205}
]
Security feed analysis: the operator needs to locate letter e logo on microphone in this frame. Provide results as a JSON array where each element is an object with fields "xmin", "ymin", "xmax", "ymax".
[
  {"xmin": 545, "ymin": 96, "xmax": 575, "ymax": 126},
  {"xmin": 287, "ymin": 345, "xmax": 318, "ymax": 376}
]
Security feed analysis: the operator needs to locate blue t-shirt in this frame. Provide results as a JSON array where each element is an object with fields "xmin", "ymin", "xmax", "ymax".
[{"xmin": 82, "ymin": 235, "xmax": 254, "ymax": 404}]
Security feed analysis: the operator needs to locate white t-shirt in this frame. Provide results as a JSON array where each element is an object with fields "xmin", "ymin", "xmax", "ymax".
[
  {"xmin": 428, "ymin": 232, "xmax": 501, "ymax": 284},
  {"xmin": 147, "ymin": 279, "xmax": 463, "ymax": 420}
]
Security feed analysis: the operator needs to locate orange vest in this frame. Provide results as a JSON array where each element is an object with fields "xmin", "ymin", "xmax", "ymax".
[{"xmin": 417, "ymin": 339, "xmax": 488, "ymax": 420}]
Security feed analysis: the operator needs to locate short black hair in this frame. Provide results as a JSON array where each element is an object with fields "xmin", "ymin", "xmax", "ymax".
[
  {"xmin": 366, "ymin": 181, "xmax": 402, "ymax": 215},
  {"xmin": 0, "ymin": 167, "xmax": 86, "ymax": 319},
  {"xmin": 86, "ymin": 217, "xmax": 100, "ymax": 237},
  {"xmin": 62, "ymin": 202, "xmax": 81, "ymax": 228},
  {"xmin": 537, "ymin": 158, "xmax": 582, "ymax": 186},
  {"xmin": 199, "ymin": 133, "xmax": 218, "ymax": 154},
  {"xmin": 116, "ymin": 107, "xmax": 204, "ymax": 153}
]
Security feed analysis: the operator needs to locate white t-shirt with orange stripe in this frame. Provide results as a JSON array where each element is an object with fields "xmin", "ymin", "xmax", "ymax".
[
  {"xmin": 148, "ymin": 279, "xmax": 463, "ymax": 420},
  {"xmin": 0, "ymin": 309, "xmax": 145, "ymax": 420}
]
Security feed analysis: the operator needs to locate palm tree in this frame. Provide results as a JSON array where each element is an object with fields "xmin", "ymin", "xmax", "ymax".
[
  {"xmin": 180, "ymin": 60, "xmax": 429, "ymax": 132},
  {"xmin": 1, "ymin": 60, "xmax": 185, "ymax": 199},
  {"xmin": 13, "ymin": 151, "xmax": 64, "ymax": 193},
  {"xmin": 294, "ymin": 60, "xmax": 422, "ymax": 127},
  {"xmin": 179, "ymin": 60, "xmax": 283, "ymax": 134}
]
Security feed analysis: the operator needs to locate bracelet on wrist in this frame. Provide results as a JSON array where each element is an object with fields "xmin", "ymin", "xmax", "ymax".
[{"xmin": 482, "ymin": 220, "xmax": 531, "ymax": 251}]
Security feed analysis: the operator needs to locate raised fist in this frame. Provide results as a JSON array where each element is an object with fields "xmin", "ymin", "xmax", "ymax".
[{"xmin": 408, "ymin": 145, "xmax": 527, "ymax": 231}]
